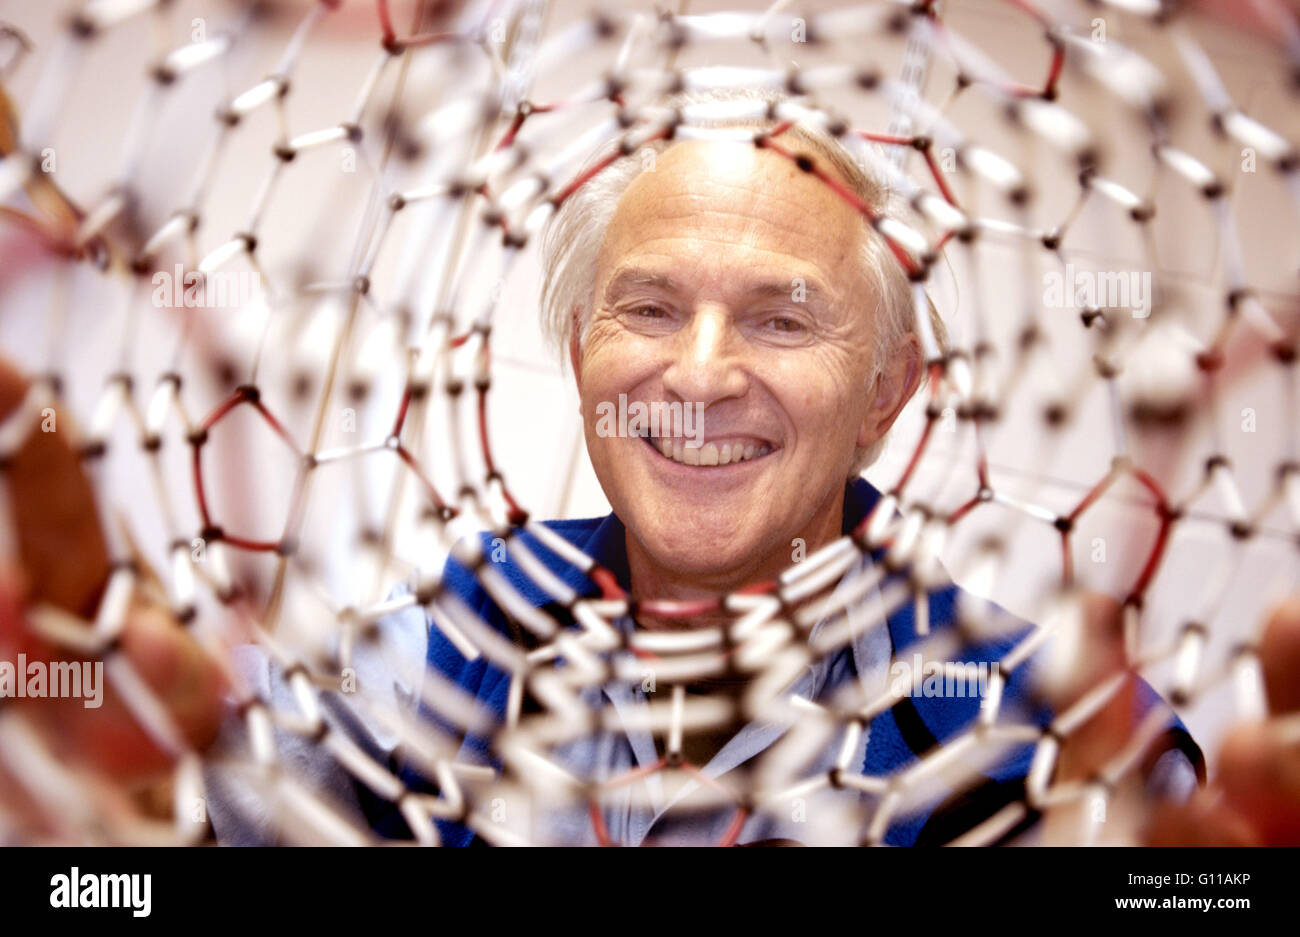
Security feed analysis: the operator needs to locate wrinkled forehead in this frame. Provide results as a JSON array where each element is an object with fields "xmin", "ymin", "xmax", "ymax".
[{"xmin": 595, "ymin": 139, "xmax": 870, "ymax": 295}]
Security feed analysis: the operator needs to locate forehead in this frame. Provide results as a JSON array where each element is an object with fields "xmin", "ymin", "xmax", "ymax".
[{"xmin": 595, "ymin": 139, "xmax": 870, "ymax": 296}]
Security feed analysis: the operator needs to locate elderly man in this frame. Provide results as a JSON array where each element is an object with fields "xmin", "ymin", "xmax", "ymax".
[
  {"xmin": 1, "ymin": 93, "xmax": 1297, "ymax": 847},
  {"xmin": 216, "ymin": 99, "xmax": 1205, "ymax": 846}
]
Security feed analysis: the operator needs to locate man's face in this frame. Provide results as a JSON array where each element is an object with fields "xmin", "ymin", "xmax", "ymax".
[{"xmin": 574, "ymin": 140, "xmax": 904, "ymax": 590}]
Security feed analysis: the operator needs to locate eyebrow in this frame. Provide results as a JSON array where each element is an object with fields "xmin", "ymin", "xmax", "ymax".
[
  {"xmin": 601, "ymin": 267, "xmax": 832, "ymax": 307},
  {"xmin": 602, "ymin": 269, "xmax": 678, "ymax": 304}
]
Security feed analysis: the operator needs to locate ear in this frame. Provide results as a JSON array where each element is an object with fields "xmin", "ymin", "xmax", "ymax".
[
  {"xmin": 567, "ymin": 305, "xmax": 583, "ymax": 397},
  {"xmin": 856, "ymin": 333, "xmax": 923, "ymax": 450}
]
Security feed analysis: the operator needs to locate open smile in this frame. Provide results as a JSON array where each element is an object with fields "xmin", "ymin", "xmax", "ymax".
[{"xmin": 638, "ymin": 432, "xmax": 779, "ymax": 467}]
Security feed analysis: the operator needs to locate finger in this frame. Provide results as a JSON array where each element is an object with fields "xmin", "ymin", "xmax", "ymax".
[
  {"xmin": 0, "ymin": 559, "xmax": 65, "ymax": 828},
  {"xmin": 1206, "ymin": 597, "xmax": 1300, "ymax": 844},
  {"xmin": 0, "ymin": 357, "xmax": 110, "ymax": 618},
  {"xmin": 1147, "ymin": 597, "xmax": 1300, "ymax": 845},
  {"xmin": 1144, "ymin": 790, "xmax": 1259, "ymax": 846},
  {"xmin": 1, "ymin": 356, "xmax": 228, "ymax": 806},
  {"xmin": 1037, "ymin": 592, "xmax": 1145, "ymax": 843},
  {"xmin": 17, "ymin": 600, "xmax": 229, "ymax": 783},
  {"xmin": 1259, "ymin": 596, "xmax": 1300, "ymax": 714},
  {"xmin": 1043, "ymin": 592, "xmax": 1139, "ymax": 784},
  {"xmin": 1188, "ymin": 0, "xmax": 1300, "ymax": 41},
  {"xmin": 2, "ymin": 555, "xmax": 227, "ymax": 788},
  {"xmin": 1215, "ymin": 717, "xmax": 1300, "ymax": 845},
  {"xmin": 0, "ymin": 557, "xmax": 48, "ymax": 662}
]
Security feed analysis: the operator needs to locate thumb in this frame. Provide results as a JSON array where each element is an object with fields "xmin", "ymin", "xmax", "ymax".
[
  {"xmin": 1214, "ymin": 597, "xmax": 1300, "ymax": 844},
  {"xmin": 1146, "ymin": 596, "xmax": 1300, "ymax": 845}
]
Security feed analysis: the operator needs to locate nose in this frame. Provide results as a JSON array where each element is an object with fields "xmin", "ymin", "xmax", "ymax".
[{"xmin": 661, "ymin": 304, "xmax": 749, "ymax": 408}]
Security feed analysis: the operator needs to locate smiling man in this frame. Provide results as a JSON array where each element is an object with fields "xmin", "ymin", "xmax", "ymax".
[
  {"xmin": 562, "ymin": 135, "xmax": 920, "ymax": 608},
  {"xmin": 14, "ymin": 87, "xmax": 1298, "ymax": 848},
  {"xmin": 330, "ymin": 91, "xmax": 1209, "ymax": 846},
  {"xmin": 195, "ymin": 91, "xmax": 1212, "ymax": 847}
]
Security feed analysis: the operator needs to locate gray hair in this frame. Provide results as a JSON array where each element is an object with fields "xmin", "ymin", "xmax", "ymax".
[{"xmin": 538, "ymin": 87, "xmax": 945, "ymax": 476}]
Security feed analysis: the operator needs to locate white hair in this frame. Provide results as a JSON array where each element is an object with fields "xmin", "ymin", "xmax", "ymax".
[{"xmin": 538, "ymin": 87, "xmax": 945, "ymax": 476}]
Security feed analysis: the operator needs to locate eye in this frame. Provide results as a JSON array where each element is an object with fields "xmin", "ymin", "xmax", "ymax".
[
  {"xmin": 766, "ymin": 315, "xmax": 805, "ymax": 333},
  {"xmin": 616, "ymin": 302, "xmax": 676, "ymax": 335}
]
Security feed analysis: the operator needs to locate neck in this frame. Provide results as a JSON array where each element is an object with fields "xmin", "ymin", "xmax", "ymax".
[{"xmin": 625, "ymin": 483, "xmax": 847, "ymax": 631}]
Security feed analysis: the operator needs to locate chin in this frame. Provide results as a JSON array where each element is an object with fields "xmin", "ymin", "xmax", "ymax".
[{"xmin": 635, "ymin": 514, "xmax": 768, "ymax": 579}]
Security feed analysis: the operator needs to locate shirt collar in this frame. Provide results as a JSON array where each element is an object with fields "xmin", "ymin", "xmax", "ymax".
[
  {"xmin": 494, "ymin": 479, "xmax": 883, "ymax": 610},
  {"xmin": 571, "ymin": 476, "xmax": 883, "ymax": 597}
]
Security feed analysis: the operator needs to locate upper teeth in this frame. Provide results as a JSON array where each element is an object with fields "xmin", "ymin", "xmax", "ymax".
[{"xmin": 650, "ymin": 436, "xmax": 772, "ymax": 466}]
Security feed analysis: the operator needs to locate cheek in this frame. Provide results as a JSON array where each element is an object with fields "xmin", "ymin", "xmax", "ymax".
[
  {"xmin": 577, "ymin": 340, "xmax": 626, "ymax": 408},
  {"xmin": 764, "ymin": 351, "xmax": 867, "ymax": 431},
  {"xmin": 577, "ymin": 341, "xmax": 663, "ymax": 450},
  {"xmin": 581, "ymin": 331, "xmax": 664, "ymax": 395}
]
